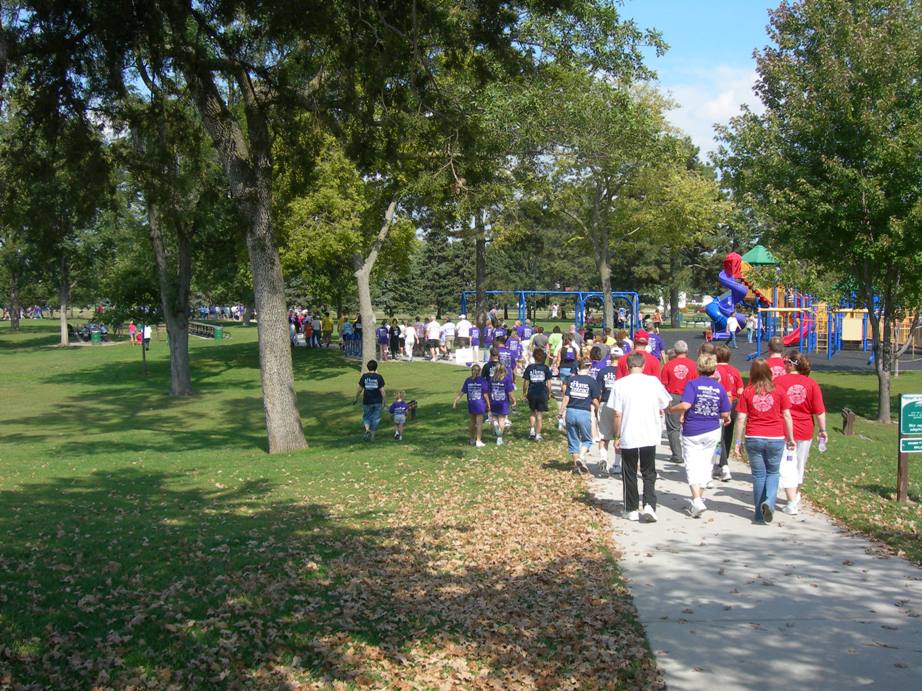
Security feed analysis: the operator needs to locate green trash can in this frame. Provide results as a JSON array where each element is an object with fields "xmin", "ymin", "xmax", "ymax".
[
  {"xmin": 213, "ymin": 326, "xmax": 224, "ymax": 342},
  {"xmin": 90, "ymin": 331, "xmax": 102, "ymax": 345}
]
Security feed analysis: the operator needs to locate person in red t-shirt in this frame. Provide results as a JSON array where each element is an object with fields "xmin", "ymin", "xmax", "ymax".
[
  {"xmin": 775, "ymin": 351, "xmax": 827, "ymax": 515},
  {"xmin": 660, "ymin": 339, "xmax": 697, "ymax": 463},
  {"xmin": 733, "ymin": 358, "xmax": 795, "ymax": 524},
  {"xmin": 616, "ymin": 329, "xmax": 661, "ymax": 378},
  {"xmin": 765, "ymin": 335, "xmax": 787, "ymax": 380},
  {"xmin": 713, "ymin": 343, "xmax": 744, "ymax": 481}
]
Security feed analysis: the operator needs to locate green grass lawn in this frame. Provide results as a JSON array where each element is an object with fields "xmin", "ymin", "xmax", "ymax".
[
  {"xmin": 0, "ymin": 321, "xmax": 661, "ymax": 689},
  {"xmin": 801, "ymin": 370, "xmax": 922, "ymax": 563}
]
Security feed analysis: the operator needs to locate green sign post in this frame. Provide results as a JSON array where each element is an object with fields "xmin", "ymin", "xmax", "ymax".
[{"xmin": 897, "ymin": 394, "xmax": 922, "ymax": 502}]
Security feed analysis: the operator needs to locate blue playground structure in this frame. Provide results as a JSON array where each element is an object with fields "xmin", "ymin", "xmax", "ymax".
[{"xmin": 459, "ymin": 289, "xmax": 640, "ymax": 335}]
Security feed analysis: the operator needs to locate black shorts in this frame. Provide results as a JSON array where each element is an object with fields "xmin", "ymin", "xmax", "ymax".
[
  {"xmin": 527, "ymin": 395, "xmax": 549, "ymax": 412},
  {"xmin": 457, "ymin": 336, "xmax": 471, "ymax": 347},
  {"xmin": 427, "ymin": 339, "xmax": 440, "ymax": 349}
]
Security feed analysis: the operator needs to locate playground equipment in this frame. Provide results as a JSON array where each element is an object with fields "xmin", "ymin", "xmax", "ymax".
[
  {"xmin": 704, "ymin": 252, "xmax": 770, "ymax": 340},
  {"xmin": 459, "ymin": 289, "xmax": 640, "ymax": 334}
]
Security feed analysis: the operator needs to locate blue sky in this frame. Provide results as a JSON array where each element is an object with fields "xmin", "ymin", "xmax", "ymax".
[{"xmin": 619, "ymin": 0, "xmax": 779, "ymax": 156}]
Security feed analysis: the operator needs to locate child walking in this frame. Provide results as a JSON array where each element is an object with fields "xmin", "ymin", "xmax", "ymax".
[
  {"xmin": 452, "ymin": 364, "xmax": 489, "ymax": 447},
  {"xmin": 388, "ymin": 391, "xmax": 409, "ymax": 440},
  {"xmin": 485, "ymin": 364, "xmax": 516, "ymax": 445}
]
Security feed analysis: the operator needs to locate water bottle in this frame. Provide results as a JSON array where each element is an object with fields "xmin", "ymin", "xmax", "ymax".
[
  {"xmin": 818, "ymin": 434, "xmax": 827, "ymax": 453},
  {"xmin": 712, "ymin": 443, "xmax": 722, "ymax": 465}
]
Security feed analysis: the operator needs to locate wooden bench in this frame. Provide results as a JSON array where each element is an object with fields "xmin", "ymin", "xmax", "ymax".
[{"xmin": 189, "ymin": 321, "xmax": 227, "ymax": 340}]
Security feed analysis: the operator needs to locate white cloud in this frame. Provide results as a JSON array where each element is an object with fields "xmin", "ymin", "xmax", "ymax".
[{"xmin": 656, "ymin": 65, "xmax": 764, "ymax": 159}]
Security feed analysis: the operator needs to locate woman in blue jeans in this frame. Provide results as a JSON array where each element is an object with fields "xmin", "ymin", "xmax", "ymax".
[
  {"xmin": 560, "ymin": 359, "xmax": 602, "ymax": 474},
  {"xmin": 732, "ymin": 359, "xmax": 795, "ymax": 523}
]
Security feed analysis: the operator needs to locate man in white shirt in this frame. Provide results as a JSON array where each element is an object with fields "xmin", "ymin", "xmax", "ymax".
[
  {"xmin": 425, "ymin": 317, "xmax": 441, "ymax": 361},
  {"xmin": 142, "ymin": 323, "xmax": 153, "ymax": 351},
  {"xmin": 455, "ymin": 314, "xmax": 473, "ymax": 347},
  {"xmin": 608, "ymin": 351, "xmax": 672, "ymax": 523},
  {"xmin": 726, "ymin": 314, "xmax": 740, "ymax": 349},
  {"xmin": 441, "ymin": 319, "xmax": 456, "ymax": 354}
]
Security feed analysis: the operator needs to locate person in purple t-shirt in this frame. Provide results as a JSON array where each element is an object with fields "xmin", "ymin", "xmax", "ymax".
[
  {"xmin": 524, "ymin": 319, "xmax": 536, "ymax": 341},
  {"xmin": 668, "ymin": 353, "xmax": 731, "ymax": 518},
  {"xmin": 507, "ymin": 332, "xmax": 524, "ymax": 373},
  {"xmin": 496, "ymin": 337, "xmax": 515, "ymax": 380},
  {"xmin": 388, "ymin": 392, "xmax": 410, "ymax": 441},
  {"xmin": 485, "ymin": 364, "xmax": 516, "ymax": 446},
  {"xmin": 452, "ymin": 364, "xmax": 490, "ymax": 447}
]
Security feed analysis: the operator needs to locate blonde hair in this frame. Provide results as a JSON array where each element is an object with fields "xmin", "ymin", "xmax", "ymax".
[
  {"xmin": 697, "ymin": 353, "xmax": 717, "ymax": 376},
  {"xmin": 493, "ymin": 364, "xmax": 507, "ymax": 381}
]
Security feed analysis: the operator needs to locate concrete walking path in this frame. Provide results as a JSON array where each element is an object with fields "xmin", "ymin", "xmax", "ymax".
[{"xmin": 587, "ymin": 444, "xmax": 922, "ymax": 690}]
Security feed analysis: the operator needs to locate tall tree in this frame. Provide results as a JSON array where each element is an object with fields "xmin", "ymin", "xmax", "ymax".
[
  {"xmin": 120, "ymin": 81, "xmax": 229, "ymax": 396},
  {"xmin": 715, "ymin": 0, "xmax": 922, "ymax": 421},
  {"xmin": 545, "ymin": 81, "xmax": 672, "ymax": 328}
]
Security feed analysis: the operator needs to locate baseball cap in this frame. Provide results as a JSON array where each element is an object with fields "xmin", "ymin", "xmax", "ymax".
[
  {"xmin": 634, "ymin": 329, "xmax": 650, "ymax": 343},
  {"xmin": 611, "ymin": 346, "xmax": 624, "ymax": 358},
  {"xmin": 459, "ymin": 313, "xmax": 466, "ymax": 319}
]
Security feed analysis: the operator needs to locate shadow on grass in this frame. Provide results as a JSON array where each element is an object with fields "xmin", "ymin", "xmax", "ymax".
[
  {"xmin": 0, "ymin": 467, "xmax": 656, "ymax": 689},
  {"xmin": 857, "ymin": 483, "xmax": 922, "ymax": 504}
]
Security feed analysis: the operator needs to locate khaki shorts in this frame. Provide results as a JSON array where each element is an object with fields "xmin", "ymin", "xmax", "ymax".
[{"xmin": 598, "ymin": 404, "xmax": 616, "ymax": 440}]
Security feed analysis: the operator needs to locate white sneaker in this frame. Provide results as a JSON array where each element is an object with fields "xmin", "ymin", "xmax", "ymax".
[
  {"xmin": 475, "ymin": 440, "xmax": 486, "ymax": 448},
  {"xmin": 705, "ymin": 480, "xmax": 715, "ymax": 489},
  {"xmin": 689, "ymin": 498, "xmax": 707, "ymax": 518},
  {"xmin": 641, "ymin": 504, "xmax": 658, "ymax": 523},
  {"xmin": 782, "ymin": 503, "xmax": 799, "ymax": 515},
  {"xmin": 721, "ymin": 466, "xmax": 732, "ymax": 481},
  {"xmin": 624, "ymin": 510, "xmax": 640, "ymax": 521},
  {"xmin": 496, "ymin": 437, "xmax": 503, "ymax": 446},
  {"xmin": 534, "ymin": 434, "xmax": 543, "ymax": 442}
]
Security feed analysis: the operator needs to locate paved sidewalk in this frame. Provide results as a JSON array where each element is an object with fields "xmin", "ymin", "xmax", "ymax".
[{"xmin": 587, "ymin": 444, "xmax": 922, "ymax": 690}]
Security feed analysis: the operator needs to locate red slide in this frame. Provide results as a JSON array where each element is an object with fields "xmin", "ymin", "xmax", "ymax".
[{"xmin": 783, "ymin": 323, "xmax": 810, "ymax": 346}]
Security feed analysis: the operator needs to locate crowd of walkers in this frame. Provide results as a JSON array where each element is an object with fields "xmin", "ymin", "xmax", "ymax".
[{"xmin": 357, "ymin": 323, "xmax": 827, "ymax": 525}]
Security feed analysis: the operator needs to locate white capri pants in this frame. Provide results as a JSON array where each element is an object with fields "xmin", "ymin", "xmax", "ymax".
[
  {"xmin": 682, "ymin": 428, "xmax": 722, "ymax": 487},
  {"xmin": 781, "ymin": 440, "xmax": 812, "ymax": 489}
]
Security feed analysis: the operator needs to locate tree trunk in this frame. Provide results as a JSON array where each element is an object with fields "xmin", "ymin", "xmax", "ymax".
[
  {"xmin": 58, "ymin": 255, "xmax": 69, "ymax": 346},
  {"xmin": 668, "ymin": 251, "xmax": 681, "ymax": 328},
  {"xmin": 353, "ymin": 201, "xmax": 397, "ymax": 370},
  {"xmin": 148, "ymin": 203, "xmax": 195, "ymax": 396},
  {"xmin": 181, "ymin": 60, "xmax": 306, "ymax": 453},
  {"xmin": 474, "ymin": 214, "xmax": 488, "ymax": 344},
  {"xmin": 356, "ymin": 268, "xmax": 376, "ymax": 368},
  {"xmin": 246, "ymin": 189, "xmax": 307, "ymax": 452},
  {"xmin": 865, "ymin": 286, "xmax": 891, "ymax": 423},
  {"xmin": 9, "ymin": 270, "xmax": 20, "ymax": 332},
  {"xmin": 669, "ymin": 286, "xmax": 680, "ymax": 329},
  {"xmin": 598, "ymin": 256, "xmax": 614, "ymax": 331}
]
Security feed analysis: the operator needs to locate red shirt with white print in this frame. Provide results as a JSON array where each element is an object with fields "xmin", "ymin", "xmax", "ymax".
[
  {"xmin": 738, "ymin": 384, "xmax": 791, "ymax": 438},
  {"xmin": 774, "ymin": 373, "xmax": 825, "ymax": 441},
  {"xmin": 660, "ymin": 355, "xmax": 696, "ymax": 395},
  {"xmin": 766, "ymin": 356, "xmax": 787, "ymax": 380},
  {"xmin": 715, "ymin": 363, "xmax": 744, "ymax": 402}
]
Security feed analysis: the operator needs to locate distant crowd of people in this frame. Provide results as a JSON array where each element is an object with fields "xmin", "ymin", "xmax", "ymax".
[{"xmin": 198, "ymin": 304, "xmax": 251, "ymax": 321}]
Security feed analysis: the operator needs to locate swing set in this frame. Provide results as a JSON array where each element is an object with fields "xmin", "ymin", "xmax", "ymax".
[{"xmin": 459, "ymin": 289, "xmax": 641, "ymax": 336}]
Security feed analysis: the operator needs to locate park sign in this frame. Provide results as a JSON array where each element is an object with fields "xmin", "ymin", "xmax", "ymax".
[
  {"xmin": 897, "ymin": 393, "xmax": 922, "ymax": 502},
  {"xmin": 900, "ymin": 393, "xmax": 922, "ymax": 436},
  {"xmin": 900, "ymin": 438, "xmax": 922, "ymax": 454}
]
